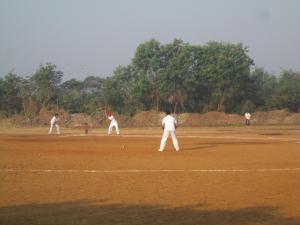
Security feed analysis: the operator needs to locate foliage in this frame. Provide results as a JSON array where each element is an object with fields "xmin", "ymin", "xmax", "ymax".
[
  {"xmin": 0, "ymin": 73, "xmax": 23, "ymax": 116},
  {"xmin": 30, "ymin": 63, "xmax": 63, "ymax": 110},
  {"xmin": 1, "ymin": 40, "xmax": 299, "ymax": 117}
]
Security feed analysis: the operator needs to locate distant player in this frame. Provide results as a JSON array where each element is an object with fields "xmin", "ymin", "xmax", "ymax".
[
  {"xmin": 82, "ymin": 122, "xmax": 90, "ymax": 135},
  {"xmin": 105, "ymin": 110, "xmax": 120, "ymax": 135},
  {"xmin": 244, "ymin": 112, "xmax": 251, "ymax": 126},
  {"xmin": 49, "ymin": 113, "xmax": 60, "ymax": 134},
  {"xmin": 158, "ymin": 110, "xmax": 180, "ymax": 152}
]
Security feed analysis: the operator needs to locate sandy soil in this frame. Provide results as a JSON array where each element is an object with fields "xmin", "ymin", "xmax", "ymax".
[{"xmin": 0, "ymin": 126, "xmax": 300, "ymax": 225}]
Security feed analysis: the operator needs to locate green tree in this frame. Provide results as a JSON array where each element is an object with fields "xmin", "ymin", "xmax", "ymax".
[
  {"xmin": 201, "ymin": 42, "xmax": 254, "ymax": 112},
  {"xmin": 132, "ymin": 39, "xmax": 163, "ymax": 110},
  {"xmin": 275, "ymin": 70, "xmax": 300, "ymax": 112},
  {"xmin": 82, "ymin": 76, "xmax": 105, "ymax": 114},
  {"xmin": 19, "ymin": 77, "xmax": 39, "ymax": 122},
  {"xmin": 158, "ymin": 39, "xmax": 189, "ymax": 113},
  {"xmin": 246, "ymin": 67, "xmax": 277, "ymax": 111},
  {"xmin": 0, "ymin": 73, "xmax": 23, "ymax": 116},
  {"xmin": 102, "ymin": 66, "xmax": 139, "ymax": 114},
  {"xmin": 60, "ymin": 79, "xmax": 84, "ymax": 113},
  {"xmin": 30, "ymin": 63, "xmax": 63, "ymax": 110}
]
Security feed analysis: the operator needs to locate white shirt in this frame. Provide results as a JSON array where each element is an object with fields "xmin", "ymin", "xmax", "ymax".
[
  {"xmin": 50, "ymin": 116, "xmax": 59, "ymax": 125},
  {"xmin": 108, "ymin": 115, "xmax": 117, "ymax": 124},
  {"xmin": 245, "ymin": 113, "xmax": 251, "ymax": 120},
  {"xmin": 162, "ymin": 115, "xmax": 177, "ymax": 131}
]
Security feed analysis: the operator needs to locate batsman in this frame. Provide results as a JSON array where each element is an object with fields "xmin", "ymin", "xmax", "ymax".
[{"xmin": 104, "ymin": 108, "xmax": 120, "ymax": 135}]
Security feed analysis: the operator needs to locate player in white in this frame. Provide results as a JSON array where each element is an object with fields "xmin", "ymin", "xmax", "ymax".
[
  {"xmin": 49, "ymin": 113, "xmax": 60, "ymax": 134},
  {"xmin": 158, "ymin": 110, "xmax": 180, "ymax": 152},
  {"xmin": 106, "ymin": 110, "xmax": 120, "ymax": 135},
  {"xmin": 244, "ymin": 112, "xmax": 251, "ymax": 126}
]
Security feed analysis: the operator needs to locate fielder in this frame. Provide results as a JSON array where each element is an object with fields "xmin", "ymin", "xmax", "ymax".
[
  {"xmin": 158, "ymin": 110, "xmax": 180, "ymax": 152},
  {"xmin": 244, "ymin": 112, "xmax": 251, "ymax": 126},
  {"xmin": 105, "ymin": 110, "xmax": 120, "ymax": 135},
  {"xmin": 49, "ymin": 113, "xmax": 60, "ymax": 134}
]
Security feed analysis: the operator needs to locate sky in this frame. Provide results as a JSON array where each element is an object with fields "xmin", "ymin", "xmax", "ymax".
[{"xmin": 0, "ymin": 0, "xmax": 299, "ymax": 80}]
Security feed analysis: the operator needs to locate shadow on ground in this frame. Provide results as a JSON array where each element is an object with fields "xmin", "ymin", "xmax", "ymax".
[
  {"xmin": 181, "ymin": 145, "xmax": 216, "ymax": 151},
  {"xmin": 0, "ymin": 200, "xmax": 299, "ymax": 225}
]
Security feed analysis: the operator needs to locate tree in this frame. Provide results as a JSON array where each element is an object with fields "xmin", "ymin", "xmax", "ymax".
[
  {"xmin": 159, "ymin": 39, "xmax": 189, "ymax": 113},
  {"xmin": 30, "ymin": 63, "xmax": 63, "ymax": 110},
  {"xmin": 60, "ymin": 79, "xmax": 84, "ymax": 113},
  {"xmin": 275, "ymin": 70, "xmax": 300, "ymax": 112},
  {"xmin": 82, "ymin": 76, "xmax": 105, "ymax": 114},
  {"xmin": 132, "ymin": 39, "xmax": 163, "ymax": 111},
  {"xmin": 0, "ymin": 73, "xmax": 23, "ymax": 116},
  {"xmin": 201, "ymin": 42, "xmax": 254, "ymax": 112},
  {"xmin": 19, "ymin": 77, "xmax": 38, "ymax": 123},
  {"xmin": 102, "ymin": 65, "xmax": 139, "ymax": 114},
  {"xmin": 246, "ymin": 67, "xmax": 277, "ymax": 111}
]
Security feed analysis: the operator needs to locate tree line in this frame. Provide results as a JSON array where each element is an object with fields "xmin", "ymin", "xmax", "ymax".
[{"xmin": 1, "ymin": 39, "xmax": 299, "ymax": 118}]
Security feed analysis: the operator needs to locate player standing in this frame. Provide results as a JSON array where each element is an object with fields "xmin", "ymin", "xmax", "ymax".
[
  {"xmin": 158, "ymin": 110, "xmax": 180, "ymax": 152},
  {"xmin": 49, "ymin": 113, "xmax": 60, "ymax": 134},
  {"xmin": 105, "ymin": 109, "xmax": 120, "ymax": 135},
  {"xmin": 244, "ymin": 112, "xmax": 251, "ymax": 126}
]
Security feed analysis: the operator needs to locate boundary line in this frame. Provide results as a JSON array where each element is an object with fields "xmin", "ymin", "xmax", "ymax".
[
  {"xmin": 1, "ymin": 168, "xmax": 300, "ymax": 173},
  {"xmin": 58, "ymin": 134, "xmax": 300, "ymax": 142}
]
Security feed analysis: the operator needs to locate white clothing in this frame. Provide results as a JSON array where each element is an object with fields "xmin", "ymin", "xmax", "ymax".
[
  {"xmin": 245, "ymin": 113, "xmax": 251, "ymax": 120},
  {"xmin": 108, "ymin": 115, "xmax": 120, "ymax": 135},
  {"xmin": 159, "ymin": 115, "xmax": 179, "ymax": 151},
  {"xmin": 162, "ymin": 115, "xmax": 177, "ymax": 131},
  {"xmin": 49, "ymin": 116, "xmax": 60, "ymax": 134}
]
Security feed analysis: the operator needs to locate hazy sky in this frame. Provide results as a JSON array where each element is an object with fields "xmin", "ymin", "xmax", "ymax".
[{"xmin": 1, "ymin": 0, "xmax": 299, "ymax": 80}]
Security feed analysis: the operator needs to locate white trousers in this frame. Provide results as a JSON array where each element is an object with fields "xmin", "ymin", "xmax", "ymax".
[
  {"xmin": 159, "ymin": 129, "xmax": 179, "ymax": 151},
  {"xmin": 108, "ymin": 121, "xmax": 120, "ymax": 135},
  {"xmin": 49, "ymin": 123, "xmax": 60, "ymax": 134}
]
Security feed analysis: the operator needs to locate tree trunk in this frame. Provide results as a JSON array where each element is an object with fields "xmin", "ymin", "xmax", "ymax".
[
  {"xmin": 173, "ymin": 102, "xmax": 178, "ymax": 114},
  {"xmin": 217, "ymin": 95, "xmax": 225, "ymax": 112},
  {"xmin": 155, "ymin": 95, "xmax": 160, "ymax": 112}
]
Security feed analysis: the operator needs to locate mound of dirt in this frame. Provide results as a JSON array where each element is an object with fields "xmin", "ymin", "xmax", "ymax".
[
  {"xmin": 0, "ymin": 109, "xmax": 299, "ymax": 128},
  {"xmin": 0, "ymin": 114, "xmax": 27, "ymax": 127},
  {"xmin": 66, "ymin": 113, "xmax": 102, "ymax": 128},
  {"xmin": 283, "ymin": 113, "xmax": 300, "ymax": 125},
  {"xmin": 38, "ymin": 107, "xmax": 71, "ymax": 126},
  {"xmin": 252, "ymin": 110, "xmax": 296, "ymax": 125},
  {"xmin": 113, "ymin": 114, "xmax": 132, "ymax": 127},
  {"xmin": 38, "ymin": 107, "xmax": 53, "ymax": 125},
  {"xmin": 179, "ymin": 113, "xmax": 202, "ymax": 126},
  {"xmin": 181, "ymin": 112, "xmax": 243, "ymax": 126},
  {"xmin": 132, "ymin": 110, "xmax": 165, "ymax": 126},
  {"xmin": 129, "ymin": 110, "xmax": 300, "ymax": 127}
]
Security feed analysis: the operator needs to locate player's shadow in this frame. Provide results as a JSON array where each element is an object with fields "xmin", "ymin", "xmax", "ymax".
[
  {"xmin": 0, "ymin": 200, "xmax": 299, "ymax": 225},
  {"xmin": 181, "ymin": 145, "xmax": 216, "ymax": 151}
]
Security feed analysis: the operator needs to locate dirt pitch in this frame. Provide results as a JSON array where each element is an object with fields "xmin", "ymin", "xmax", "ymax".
[{"xmin": 0, "ymin": 126, "xmax": 300, "ymax": 225}]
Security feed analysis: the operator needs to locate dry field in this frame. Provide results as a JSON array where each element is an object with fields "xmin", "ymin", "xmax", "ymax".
[{"xmin": 0, "ymin": 125, "xmax": 299, "ymax": 225}]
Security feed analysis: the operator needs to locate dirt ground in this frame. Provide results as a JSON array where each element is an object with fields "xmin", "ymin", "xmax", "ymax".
[{"xmin": 0, "ymin": 125, "xmax": 300, "ymax": 225}]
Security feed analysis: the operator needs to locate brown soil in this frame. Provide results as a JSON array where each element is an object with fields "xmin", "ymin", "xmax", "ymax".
[
  {"xmin": 1, "ymin": 109, "xmax": 300, "ymax": 128},
  {"xmin": 0, "ymin": 126, "xmax": 299, "ymax": 225}
]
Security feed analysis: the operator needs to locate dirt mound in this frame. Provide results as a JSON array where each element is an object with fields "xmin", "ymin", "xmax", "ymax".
[
  {"xmin": 182, "ymin": 112, "xmax": 243, "ymax": 126},
  {"xmin": 113, "ymin": 114, "xmax": 132, "ymax": 127},
  {"xmin": 66, "ymin": 113, "xmax": 102, "ymax": 128},
  {"xmin": 252, "ymin": 110, "xmax": 297, "ymax": 125},
  {"xmin": 0, "ymin": 109, "xmax": 299, "ymax": 128},
  {"xmin": 283, "ymin": 113, "xmax": 300, "ymax": 125},
  {"xmin": 38, "ymin": 107, "xmax": 53, "ymax": 125},
  {"xmin": 132, "ymin": 110, "xmax": 164, "ymax": 126},
  {"xmin": 38, "ymin": 107, "xmax": 72, "ymax": 126},
  {"xmin": 201, "ymin": 112, "xmax": 243, "ymax": 126},
  {"xmin": 180, "ymin": 113, "xmax": 202, "ymax": 126},
  {"xmin": 130, "ymin": 111, "xmax": 244, "ymax": 127},
  {"xmin": 0, "ymin": 114, "xmax": 27, "ymax": 127}
]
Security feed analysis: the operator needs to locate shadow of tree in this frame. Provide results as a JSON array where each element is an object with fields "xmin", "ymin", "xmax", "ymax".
[{"xmin": 0, "ymin": 200, "xmax": 299, "ymax": 225}]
